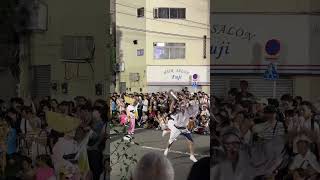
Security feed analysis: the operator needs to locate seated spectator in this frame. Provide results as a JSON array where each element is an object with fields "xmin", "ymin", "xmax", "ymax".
[
  {"xmin": 200, "ymin": 104, "xmax": 210, "ymax": 118},
  {"xmin": 289, "ymin": 132, "xmax": 320, "ymax": 180},
  {"xmin": 212, "ymin": 127, "xmax": 254, "ymax": 180},
  {"xmin": 130, "ymin": 152, "xmax": 174, "ymax": 180},
  {"xmin": 141, "ymin": 112, "xmax": 148, "ymax": 127},
  {"xmin": 194, "ymin": 115, "xmax": 209, "ymax": 135}
]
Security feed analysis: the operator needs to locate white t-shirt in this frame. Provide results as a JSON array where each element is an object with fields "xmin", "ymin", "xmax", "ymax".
[
  {"xmin": 288, "ymin": 116, "xmax": 320, "ymax": 134},
  {"xmin": 52, "ymin": 137, "xmax": 79, "ymax": 175},
  {"xmin": 20, "ymin": 118, "xmax": 35, "ymax": 134},
  {"xmin": 172, "ymin": 101, "xmax": 199, "ymax": 128},
  {"xmin": 142, "ymin": 100, "xmax": 148, "ymax": 112}
]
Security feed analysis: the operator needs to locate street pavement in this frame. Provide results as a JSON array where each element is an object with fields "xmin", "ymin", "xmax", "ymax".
[{"xmin": 110, "ymin": 128, "xmax": 210, "ymax": 180}]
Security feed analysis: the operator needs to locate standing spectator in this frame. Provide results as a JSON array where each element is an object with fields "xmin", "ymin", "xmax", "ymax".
[
  {"xmin": 7, "ymin": 108, "xmax": 21, "ymax": 133},
  {"xmin": 142, "ymin": 95, "xmax": 149, "ymax": 115},
  {"xmin": 252, "ymin": 106, "xmax": 286, "ymax": 142},
  {"xmin": 50, "ymin": 99, "xmax": 59, "ymax": 112},
  {"xmin": 280, "ymin": 94, "xmax": 294, "ymax": 111},
  {"xmin": 87, "ymin": 106, "xmax": 105, "ymax": 180},
  {"xmin": 127, "ymin": 101, "xmax": 137, "ymax": 135},
  {"xmin": 294, "ymin": 96, "xmax": 303, "ymax": 107},
  {"xmin": 255, "ymin": 98, "xmax": 268, "ymax": 116},
  {"xmin": 110, "ymin": 97, "xmax": 117, "ymax": 117},
  {"xmin": 137, "ymin": 98, "xmax": 143, "ymax": 126},
  {"xmin": 236, "ymin": 80, "xmax": 254, "ymax": 103},
  {"xmin": 20, "ymin": 107, "xmax": 41, "ymax": 159}
]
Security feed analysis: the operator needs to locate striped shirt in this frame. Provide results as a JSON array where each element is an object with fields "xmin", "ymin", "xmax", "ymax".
[{"xmin": 252, "ymin": 121, "xmax": 285, "ymax": 142}]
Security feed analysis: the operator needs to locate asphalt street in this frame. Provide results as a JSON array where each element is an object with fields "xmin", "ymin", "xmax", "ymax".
[{"xmin": 110, "ymin": 128, "xmax": 210, "ymax": 180}]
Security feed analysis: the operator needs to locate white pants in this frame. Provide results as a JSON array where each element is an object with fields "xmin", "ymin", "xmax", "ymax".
[{"xmin": 168, "ymin": 121, "xmax": 192, "ymax": 144}]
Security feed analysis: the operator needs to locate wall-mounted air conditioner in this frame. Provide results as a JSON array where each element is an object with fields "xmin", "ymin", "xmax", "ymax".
[
  {"xmin": 115, "ymin": 62, "xmax": 125, "ymax": 72},
  {"xmin": 129, "ymin": 73, "xmax": 140, "ymax": 81}
]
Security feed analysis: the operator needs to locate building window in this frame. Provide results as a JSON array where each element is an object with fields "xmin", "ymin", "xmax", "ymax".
[
  {"xmin": 154, "ymin": 8, "xmax": 186, "ymax": 19},
  {"xmin": 170, "ymin": 8, "xmax": 186, "ymax": 19},
  {"xmin": 158, "ymin": 8, "xmax": 170, "ymax": 18},
  {"xmin": 137, "ymin": 7, "xmax": 144, "ymax": 17},
  {"xmin": 154, "ymin": 42, "xmax": 186, "ymax": 59}
]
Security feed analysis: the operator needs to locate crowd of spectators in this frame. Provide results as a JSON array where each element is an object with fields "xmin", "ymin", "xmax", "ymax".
[
  {"xmin": 0, "ymin": 96, "xmax": 108, "ymax": 180},
  {"xmin": 211, "ymin": 80, "xmax": 320, "ymax": 180},
  {"xmin": 110, "ymin": 88, "xmax": 210, "ymax": 135}
]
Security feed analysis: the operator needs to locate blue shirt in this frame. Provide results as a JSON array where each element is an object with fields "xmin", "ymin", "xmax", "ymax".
[
  {"xmin": 111, "ymin": 101, "xmax": 116, "ymax": 111},
  {"xmin": 6, "ymin": 128, "xmax": 17, "ymax": 155}
]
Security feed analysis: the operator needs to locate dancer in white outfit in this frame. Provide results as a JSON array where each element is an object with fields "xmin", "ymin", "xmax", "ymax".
[{"xmin": 163, "ymin": 97, "xmax": 199, "ymax": 162}]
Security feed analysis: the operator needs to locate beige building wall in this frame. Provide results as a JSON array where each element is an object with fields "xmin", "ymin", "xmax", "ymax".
[
  {"xmin": 116, "ymin": 0, "xmax": 147, "ymax": 93},
  {"xmin": 25, "ymin": 0, "xmax": 110, "ymax": 101},
  {"xmin": 146, "ymin": 0, "xmax": 210, "ymax": 66},
  {"xmin": 116, "ymin": 0, "xmax": 211, "ymax": 93}
]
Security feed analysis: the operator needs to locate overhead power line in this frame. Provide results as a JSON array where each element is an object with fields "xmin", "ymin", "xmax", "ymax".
[
  {"xmin": 115, "ymin": 2, "xmax": 210, "ymax": 28},
  {"xmin": 117, "ymin": 25, "xmax": 210, "ymax": 40}
]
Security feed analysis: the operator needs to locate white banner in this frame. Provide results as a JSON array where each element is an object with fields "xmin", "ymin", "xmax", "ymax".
[{"xmin": 147, "ymin": 66, "xmax": 210, "ymax": 85}]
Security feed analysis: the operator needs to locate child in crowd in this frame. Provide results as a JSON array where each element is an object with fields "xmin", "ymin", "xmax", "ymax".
[
  {"xmin": 119, "ymin": 110, "xmax": 127, "ymax": 126},
  {"xmin": 17, "ymin": 156, "xmax": 35, "ymax": 180},
  {"xmin": 35, "ymin": 155, "xmax": 55, "ymax": 180},
  {"xmin": 194, "ymin": 115, "xmax": 209, "ymax": 135},
  {"xmin": 141, "ymin": 112, "xmax": 148, "ymax": 127}
]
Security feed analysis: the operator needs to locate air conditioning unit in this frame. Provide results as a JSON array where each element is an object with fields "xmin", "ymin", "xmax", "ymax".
[
  {"xmin": 114, "ymin": 62, "xmax": 125, "ymax": 72},
  {"xmin": 129, "ymin": 73, "xmax": 140, "ymax": 81},
  {"xmin": 153, "ymin": 8, "xmax": 159, "ymax": 18},
  {"xmin": 61, "ymin": 36, "xmax": 95, "ymax": 62}
]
